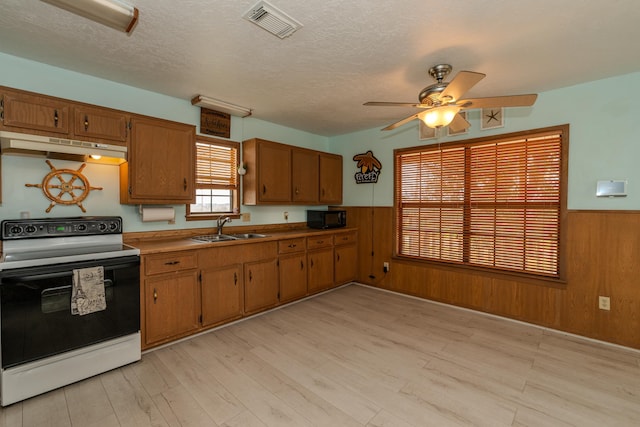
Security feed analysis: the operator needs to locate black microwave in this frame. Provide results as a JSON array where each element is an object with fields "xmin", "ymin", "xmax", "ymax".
[{"xmin": 306, "ymin": 210, "xmax": 347, "ymax": 229}]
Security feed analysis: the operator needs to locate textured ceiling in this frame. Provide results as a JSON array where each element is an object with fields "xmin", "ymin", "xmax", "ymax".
[{"xmin": 1, "ymin": 0, "xmax": 640, "ymax": 136}]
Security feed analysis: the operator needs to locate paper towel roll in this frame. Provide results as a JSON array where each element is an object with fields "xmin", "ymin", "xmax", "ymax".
[{"xmin": 141, "ymin": 207, "xmax": 175, "ymax": 222}]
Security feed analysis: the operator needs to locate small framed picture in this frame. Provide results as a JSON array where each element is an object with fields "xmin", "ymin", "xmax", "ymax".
[
  {"xmin": 480, "ymin": 107, "xmax": 504, "ymax": 130},
  {"xmin": 447, "ymin": 111, "xmax": 468, "ymax": 136},
  {"xmin": 419, "ymin": 121, "xmax": 437, "ymax": 140}
]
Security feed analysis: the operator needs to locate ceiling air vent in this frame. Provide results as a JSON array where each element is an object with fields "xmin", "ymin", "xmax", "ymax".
[{"xmin": 243, "ymin": 1, "xmax": 302, "ymax": 39}]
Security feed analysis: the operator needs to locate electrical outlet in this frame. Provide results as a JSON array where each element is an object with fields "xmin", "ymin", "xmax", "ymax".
[
  {"xmin": 284, "ymin": 211, "xmax": 289, "ymax": 221},
  {"xmin": 383, "ymin": 262, "xmax": 389, "ymax": 273},
  {"xmin": 241, "ymin": 212, "xmax": 251, "ymax": 222},
  {"xmin": 598, "ymin": 296, "xmax": 611, "ymax": 311}
]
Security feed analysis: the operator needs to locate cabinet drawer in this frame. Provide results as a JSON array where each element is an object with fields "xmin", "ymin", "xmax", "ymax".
[
  {"xmin": 278, "ymin": 237, "xmax": 306, "ymax": 254},
  {"xmin": 334, "ymin": 231, "xmax": 357, "ymax": 246},
  {"xmin": 144, "ymin": 251, "xmax": 198, "ymax": 275},
  {"xmin": 307, "ymin": 235, "xmax": 333, "ymax": 250}
]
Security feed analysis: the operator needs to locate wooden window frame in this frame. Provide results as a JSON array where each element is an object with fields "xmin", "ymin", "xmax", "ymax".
[
  {"xmin": 186, "ymin": 135, "xmax": 240, "ymax": 221},
  {"xmin": 394, "ymin": 124, "xmax": 569, "ymax": 281}
]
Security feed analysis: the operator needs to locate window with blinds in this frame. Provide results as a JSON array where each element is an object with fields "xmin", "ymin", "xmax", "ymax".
[
  {"xmin": 394, "ymin": 125, "xmax": 568, "ymax": 278},
  {"xmin": 186, "ymin": 135, "xmax": 240, "ymax": 219}
]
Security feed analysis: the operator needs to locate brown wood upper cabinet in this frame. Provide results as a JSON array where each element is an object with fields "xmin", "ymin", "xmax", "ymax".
[
  {"xmin": 242, "ymin": 138, "xmax": 343, "ymax": 205},
  {"xmin": 319, "ymin": 152, "xmax": 343, "ymax": 204},
  {"xmin": 73, "ymin": 105, "xmax": 129, "ymax": 145},
  {"xmin": 0, "ymin": 87, "xmax": 129, "ymax": 146},
  {"xmin": 120, "ymin": 116, "xmax": 195, "ymax": 204},
  {"xmin": 1, "ymin": 88, "xmax": 70, "ymax": 135}
]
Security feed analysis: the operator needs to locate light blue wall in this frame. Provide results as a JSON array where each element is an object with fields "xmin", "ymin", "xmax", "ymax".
[
  {"xmin": 329, "ymin": 72, "xmax": 640, "ymax": 210},
  {"xmin": 0, "ymin": 53, "xmax": 328, "ymax": 231},
  {"xmin": 2, "ymin": 51, "xmax": 638, "ymax": 233}
]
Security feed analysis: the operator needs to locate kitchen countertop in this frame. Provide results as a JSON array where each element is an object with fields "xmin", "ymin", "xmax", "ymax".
[{"xmin": 126, "ymin": 227, "xmax": 357, "ymax": 255}]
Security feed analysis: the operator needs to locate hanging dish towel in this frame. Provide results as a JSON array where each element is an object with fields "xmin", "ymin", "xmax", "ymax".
[{"xmin": 71, "ymin": 266, "xmax": 106, "ymax": 315}]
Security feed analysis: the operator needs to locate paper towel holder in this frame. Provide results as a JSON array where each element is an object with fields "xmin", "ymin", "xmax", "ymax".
[{"xmin": 138, "ymin": 205, "xmax": 176, "ymax": 224}]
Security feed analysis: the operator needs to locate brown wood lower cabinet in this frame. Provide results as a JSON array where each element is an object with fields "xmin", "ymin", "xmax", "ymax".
[
  {"xmin": 278, "ymin": 237, "xmax": 307, "ymax": 302},
  {"xmin": 144, "ymin": 270, "xmax": 200, "ymax": 346},
  {"xmin": 334, "ymin": 230, "xmax": 358, "ymax": 284},
  {"xmin": 201, "ymin": 264, "xmax": 243, "ymax": 327},
  {"xmin": 140, "ymin": 230, "xmax": 357, "ymax": 349},
  {"xmin": 244, "ymin": 258, "xmax": 279, "ymax": 314},
  {"xmin": 308, "ymin": 248, "xmax": 335, "ymax": 293},
  {"xmin": 279, "ymin": 253, "xmax": 307, "ymax": 302}
]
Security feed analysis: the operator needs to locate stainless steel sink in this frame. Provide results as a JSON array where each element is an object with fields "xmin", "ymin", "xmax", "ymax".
[
  {"xmin": 229, "ymin": 233, "xmax": 268, "ymax": 239},
  {"xmin": 192, "ymin": 234, "xmax": 238, "ymax": 242},
  {"xmin": 192, "ymin": 233, "xmax": 268, "ymax": 243}
]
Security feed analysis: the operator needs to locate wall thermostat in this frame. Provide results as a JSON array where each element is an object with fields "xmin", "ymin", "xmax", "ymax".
[{"xmin": 596, "ymin": 180, "xmax": 627, "ymax": 197}]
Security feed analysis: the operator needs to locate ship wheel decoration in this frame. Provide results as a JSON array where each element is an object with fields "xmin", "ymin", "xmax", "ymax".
[{"xmin": 25, "ymin": 160, "xmax": 103, "ymax": 213}]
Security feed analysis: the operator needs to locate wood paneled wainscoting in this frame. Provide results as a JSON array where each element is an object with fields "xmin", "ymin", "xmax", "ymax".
[{"xmin": 342, "ymin": 206, "xmax": 640, "ymax": 350}]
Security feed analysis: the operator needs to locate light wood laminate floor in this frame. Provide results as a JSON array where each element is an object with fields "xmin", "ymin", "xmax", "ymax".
[{"xmin": 2, "ymin": 284, "xmax": 640, "ymax": 426}]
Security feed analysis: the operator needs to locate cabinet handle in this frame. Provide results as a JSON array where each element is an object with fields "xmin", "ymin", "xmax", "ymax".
[
  {"xmin": 295, "ymin": 187, "xmax": 299, "ymax": 195},
  {"xmin": 183, "ymin": 178, "xmax": 187, "ymax": 191},
  {"xmin": 84, "ymin": 115, "xmax": 89, "ymax": 131},
  {"xmin": 164, "ymin": 260, "xmax": 180, "ymax": 265},
  {"xmin": 317, "ymin": 240, "xmax": 324, "ymax": 244},
  {"xmin": 153, "ymin": 288, "xmax": 158, "ymax": 303},
  {"xmin": 233, "ymin": 272, "xmax": 237, "ymax": 285},
  {"xmin": 288, "ymin": 243, "xmax": 297, "ymax": 248},
  {"xmin": 262, "ymin": 184, "xmax": 267, "ymax": 195},
  {"xmin": 337, "ymin": 254, "xmax": 341, "ymax": 262},
  {"xmin": 321, "ymin": 188, "xmax": 325, "ymax": 196},
  {"xmin": 54, "ymin": 110, "xmax": 59, "ymax": 127},
  {"xmin": 310, "ymin": 259, "xmax": 314, "ymax": 268},
  {"xmin": 300, "ymin": 260, "xmax": 304, "ymax": 270},
  {"xmin": 249, "ymin": 270, "xmax": 252, "ymax": 282}
]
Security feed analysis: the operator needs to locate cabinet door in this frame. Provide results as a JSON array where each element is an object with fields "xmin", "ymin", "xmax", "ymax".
[
  {"xmin": 73, "ymin": 105, "xmax": 128, "ymax": 145},
  {"xmin": 307, "ymin": 248, "xmax": 334, "ymax": 293},
  {"xmin": 279, "ymin": 253, "xmax": 307, "ymax": 303},
  {"xmin": 124, "ymin": 117, "xmax": 195, "ymax": 203},
  {"xmin": 144, "ymin": 271, "xmax": 200, "ymax": 346},
  {"xmin": 244, "ymin": 258, "xmax": 279, "ymax": 314},
  {"xmin": 335, "ymin": 244, "xmax": 357, "ymax": 284},
  {"xmin": 258, "ymin": 142, "xmax": 291, "ymax": 202},
  {"xmin": 291, "ymin": 149, "xmax": 318, "ymax": 203},
  {"xmin": 201, "ymin": 265, "xmax": 243, "ymax": 327},
  {"xmin": 319, "ymin": 153, "xmax": 343, "ymax": 204},
  {"xmin": 2, "ymin": 90, "xmax": 70, "ymax": 134}
]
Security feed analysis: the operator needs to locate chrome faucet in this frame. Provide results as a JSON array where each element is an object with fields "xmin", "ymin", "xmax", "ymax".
[{"xmin": 216, "ymin": 216, "xmax": 231, "ymax": 235}]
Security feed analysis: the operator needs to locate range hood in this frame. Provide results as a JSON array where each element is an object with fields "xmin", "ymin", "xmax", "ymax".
[{"xmin": 0, "ymin": 131, "xmax": 127, "ymax": 165}]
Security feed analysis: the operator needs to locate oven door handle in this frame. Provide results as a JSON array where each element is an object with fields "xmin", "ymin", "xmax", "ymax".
[{"xmin": 40, "ymin": 279, "xmax": 114, "ymax": 296}]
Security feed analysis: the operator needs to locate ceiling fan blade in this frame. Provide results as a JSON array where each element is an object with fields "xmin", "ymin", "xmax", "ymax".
[
  {"xmin": 458, "ymin": 94, "xmax": 538, "ymax": 109},
  {"xmin": 439, "ymin": 71, "xmax": 485, "ymax": 102},
  {"xmin": 364, "ymin": 101, "xmax": 422, "ymax": 107},
  {"xmin": 381, "ymin": 113, "xmax": 421, "ymax": 131},
  {"xmin": 448, "ymin": 112, "xmax": 471, "ymax": 133}
]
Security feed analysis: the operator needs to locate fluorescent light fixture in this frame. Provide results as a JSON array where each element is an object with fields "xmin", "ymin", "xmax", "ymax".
[
  {"xmin": 41, "ymin": 0, "xmax": 139, "ymax": 34},
  {"xmin": 191, "ymin": 95, "xmax": 252, "ymax": 118},
  {"xmin": 421, "ymin": 105, "xmax": 461, "ymax": 128}
]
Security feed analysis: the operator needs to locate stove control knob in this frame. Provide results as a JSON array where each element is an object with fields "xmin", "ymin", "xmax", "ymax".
[
  {"xmin": 77, "ymin": 224, "xmax": 87, "ymax": 232},
  {"xmin": 109, "ymin": 222, "xmax": 119, "ymax": 231},
  {"xmin": 98, "ymin": 222, "xmax": 108, "ymax": 232},
  {"xmin": 9, "ymin": 225, "xmax": 23, "ymax": 235},
  {"xmin": 25, "ymin": 225, "xmax": 37, "ymax": 234}
]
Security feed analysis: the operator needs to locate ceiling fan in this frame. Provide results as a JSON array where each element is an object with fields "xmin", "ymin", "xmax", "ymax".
[{"xmin": 364, "ymin": 64, "xmax": 537, "ymax": 133}]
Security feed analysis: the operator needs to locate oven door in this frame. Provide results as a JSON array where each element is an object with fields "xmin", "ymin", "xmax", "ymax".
[{"xmin": 0, "ymin": 255, "xmax": 140, "ymax": 370}]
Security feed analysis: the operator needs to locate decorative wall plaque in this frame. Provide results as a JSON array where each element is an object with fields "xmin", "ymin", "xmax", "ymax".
[
  {"xmin": 200, "ymin": 107, "xmax": 231, "ymax": 138},
  {"xmin": 353, "ymin": 150, "xmax": 382, "ymax": 184}
]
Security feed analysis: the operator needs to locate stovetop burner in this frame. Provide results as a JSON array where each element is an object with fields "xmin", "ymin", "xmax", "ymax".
[{"xmin": 0, "ymin": 216, "xmax": 139, "ymax": 271}]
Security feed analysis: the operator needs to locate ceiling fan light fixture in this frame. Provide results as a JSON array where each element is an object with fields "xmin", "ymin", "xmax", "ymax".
[
  {"xmin": 421, "ymin": 105, "xmax": 460, "ymax": 128},
  {"xmin": 41, "ymin": 0, "xmax": 139, "ymax": 34}
]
